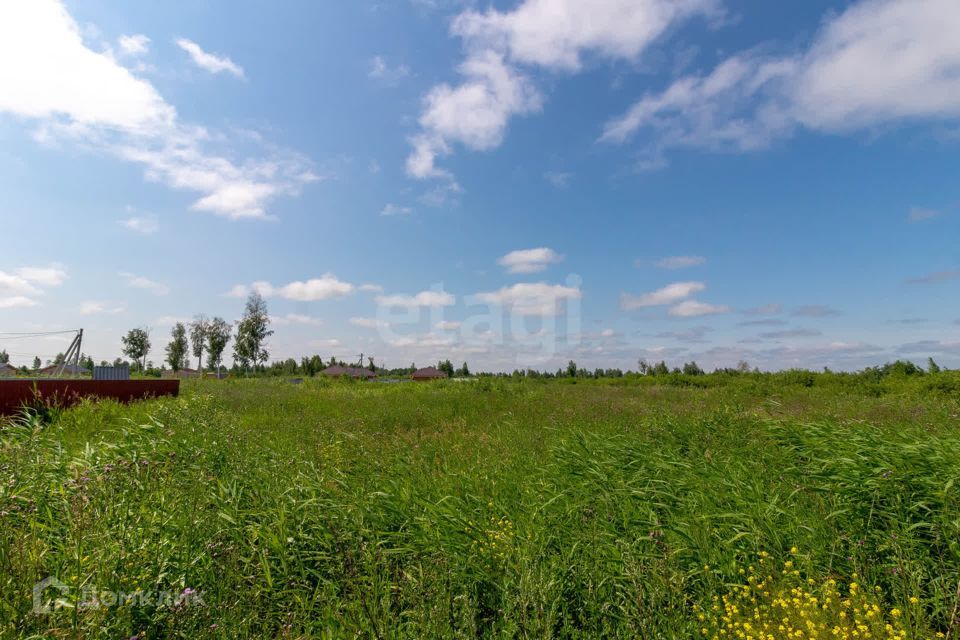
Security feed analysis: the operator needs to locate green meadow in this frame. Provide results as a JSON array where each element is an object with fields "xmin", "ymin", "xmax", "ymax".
[{"xmin": 2, "ymin": 374, "xmax": 959, "ymax": 638}]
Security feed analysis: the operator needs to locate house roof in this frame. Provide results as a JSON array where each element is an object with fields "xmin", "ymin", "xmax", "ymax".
[
  {"xmin": 412, "ymin": 366, "xmax": 448, "ymax": 379},
  {"xmin": 38, "ymin": 363, "xmax": 90, "ymax": 374}
]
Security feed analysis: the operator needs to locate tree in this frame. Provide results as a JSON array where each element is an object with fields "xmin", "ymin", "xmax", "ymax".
[
  {"xmin": 928, "ymin": 357, "xmax": 941, "ymax": 374},
  {"xmin": 190, "ymin": 315, "xmax": 210, "ymax": 373},
  {"xmin": 651, "ymin": 361, "xmax": 670, "ymax": 376},
  {"xmin": 0, "ymin": 350, "xmax": 8, "ymax": 364},
  {"xmin": 121, "ymin": 328, "xmax": 151, "ymax": 372},
  {"xmin": 165, "ymin": 323, "xmax": 189, "ymax": 371},
  {"xmin": 566, "ymin": 360, "xmax": 578, "ymax": 378},
  {"xmin": 32, "ymin": 356, "xmax": 41, "ymax": 370},
  {"xmin": 206, "ymin": 317, "xmax": 232, "ymax": 373},
  {"xmin": 80, "ymin": 354, "xmax": 95, "ymax": 371},
  {"xmin": 367, "ymin": 356, "xmax": 376, "ymax": 372},
  {"xmin": 682, "ymin": 361, "xmax": 705, "ymax": 376},
  {"xmin": 438, "ymin": 359, "xmax": 455, "ymax": 377},
  {"xmin": 233, "ymin": 292, "xmax": 273, "ymax": 372},
  {"xmin": 456, "ymin": 361, "xmax": 471, "ymax": 377}
]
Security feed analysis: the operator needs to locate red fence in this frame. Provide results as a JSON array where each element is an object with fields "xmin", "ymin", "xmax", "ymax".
[{"xmin": 0, "ymin": 379, "xmax": 180, "ymax": 416}]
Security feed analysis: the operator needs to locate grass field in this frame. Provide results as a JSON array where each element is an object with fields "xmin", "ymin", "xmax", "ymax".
[{"xmin": 2, "ymin": 376, "xmax": 959, "ymax": 638}]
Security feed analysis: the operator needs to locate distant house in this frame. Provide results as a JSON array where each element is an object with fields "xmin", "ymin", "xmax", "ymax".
[
  {"xmin": 321, "ymin": 365, "xmax": 376, "ymax": 380},
  {"xmin": 37, "ymin": 363, "xmax": 90, "ymax": 377},
  {"xmin": 0, "ymin": 363, "xmax": 18, "ymax": 377},
  {"xmin": 161, "ymin": 368, "xmax": 200, "ymax": 379},
  {"xmin": 412, "ymin": 366, "xmax": 448, "ymax": 381}
]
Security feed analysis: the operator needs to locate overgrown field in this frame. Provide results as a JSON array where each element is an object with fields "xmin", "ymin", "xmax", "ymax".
[{"xmin": 2, "ymin": 376, "xmax": 959, "ymax": 638}]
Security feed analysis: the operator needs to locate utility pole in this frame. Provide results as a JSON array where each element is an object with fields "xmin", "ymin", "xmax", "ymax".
[{"xmin": 54, "ymin": 328, "xmax": 83, "ymax": 377}]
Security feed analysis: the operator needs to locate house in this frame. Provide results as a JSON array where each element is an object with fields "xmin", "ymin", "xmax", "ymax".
[
  {"xmin": 37, "ymin": 363, "xmax": 90, "ymax": 377},
  {"xmin": 321, "ymin": 365, "xmax": 376, "ymax": 380},
  {"xmin": 0, "ymin": 363, "xmax": 18, "ymax": 377},
  {"xmin": 161, "ymin": 368, "xmax": 200, "ymax": 379},
  {"xmin": 412, "ymin": 366, "xmax": 448, "ymax": 381}
]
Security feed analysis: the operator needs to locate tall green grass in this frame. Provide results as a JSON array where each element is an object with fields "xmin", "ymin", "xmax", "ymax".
[{"xmin": 1, "ymin": 379, "xmax": 958, "ymax": 638}]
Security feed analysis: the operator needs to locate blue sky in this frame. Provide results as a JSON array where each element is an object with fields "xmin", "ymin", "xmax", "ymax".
[{"xmin": 1, "ymin": 0, "xmax": 958, "ymax": 372}]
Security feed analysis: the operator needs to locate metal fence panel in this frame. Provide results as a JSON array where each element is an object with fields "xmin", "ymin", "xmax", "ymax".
[{"xmin": 93, "ymin": 365, "xmax": 130, "ymax": 381}]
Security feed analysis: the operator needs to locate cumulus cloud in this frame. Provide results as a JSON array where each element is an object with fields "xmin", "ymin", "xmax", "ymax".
[
  {"xmin": 0, "ymin": 1, "xmax": 317, "ymax": 220},
  {"xmin": 117, "ymin": 34, "xmax": 150, "ymax": 57},
  {"xmin": 350, "ymin": 317, "xmax": 388, "ymax": 329},
  {"xmin": 407, "ymin": 51, "xmax": 542, "ymax": 179},
  {"xmin": 176, "ymin": 38, "xmax": 244, "ymax": 78},
  {"xmin": 620, "ymin": 281, "xmax": 705, "ymax": 309},
  {"xmin": 0, "ymin": 296, "xmax": 37, "ymax": 309},
  {"xmin": 655, "ymin": 255, "xmax": 706, "ymax": 269},
  {"xmin": 668, "ymin": 300, "xmax": 731, "ymax": 317},
  {"xmin": 543, "ymin": 171, "xmax": 572, "ymax": 188},
  {"xmin": 602, "ymin": 0, "xmax": 960, "ymax": 166},
  {"xmin": 368, "ymin": 55, "xmax": 410, "ymax": 85},
  {"xmin": 408, "ymin": 0, "xmax": 719, "ymax": 179},
  {"xmin": 436, "ymin": 320, "xmax": 462, "ymax": 330},
  {"xmin": 228, "ymin": 274, "xmax": 354, "ymax": 301},
  {"xmin": 473, "ymin": 282, "xmax": 581, "ymax": 316},
  {"xmin": 80, "ymin": 300, "xmax": 125, "ymax": 315},
  {"xmin": 497, "ymin": 247, "xmax": 564, "ymax": 274},
  {"xmin": 120, "ymin": 272, "xmax": 169, "ymax": 296},
  {"xmin": 0, "ymin": 264, "xmax": 67, "ymax": 307},
  {"xmin": 377, "ymin": 290, "xmax": 456, "ymax": 308},
  {"xmin": 381, "ymin": 203, "xmax": 412, "ymax": 216},
  {"xmin": 271, "ymin": 313, "xmax": 323, "ymax": 327},
  {"xmin": 359, "ymin": 283, "xmax": 384, "ymax": 294},
  {"xmin": 119, "ymin": 215, "xmax": 159, "ymax": 234}
]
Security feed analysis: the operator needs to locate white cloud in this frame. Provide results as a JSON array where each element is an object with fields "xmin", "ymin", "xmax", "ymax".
[
  {"xmin": 655, "ymin": 255, "xmax": 706, "ymax": 269},
  {"xmin": 0, "ymin": 1, "xmax": 316, "ymax": 221},
  {"xmin": 669, "ymin": 300, "xmax": 732, "ymax": 317},
  {"xmin": 16, "ymin": 265, "xmax": 67, "ymax": 287},
  {"xmin": 602, "ymin": 0, "xmax": 960, "ymax": 164},
  {"xmin": 408, "ymin": 0, "xmax": 720, "ymax": 178},
  {"xmin": 377, "ymin": 290, "xmax": 456, "ymax": 308},
  {"xmin": 436, "ymin": 320, "xmax": 462, "ymax": 330},
  {"xmin": 381, "ymin": 203, "xmax": 412, "ymax": 216},
  {"xmin": 117, "ymin": 34, "xmax": 150, "ymax": 57},
  {"xmin": 277, "ymin": 277, "xmax": 353, "ymax": 301},
  {"xmin": 228, "ymin": 276, "xmax": 353, "ymax": 301},
  {"xmin": 620, "ymin": 281, "xmax": 705, "ymax": 309},
  {"xmin": 407, "ymin": 51, "xmax": 542, "ymax": 179},
  {"xmin": 600, "ymin": 328, "xmax": 616, "ymax": 338},
  {"xmin": 473, "ymin": 282, "xmax": 581, "ymax": 316},
  {"xmin": 0, "ymin": 296, "xmax": 37, "ymax": 309},
  {"xmin": 119, "ymin": 215, "xmax": 159, "ymax": 234},
  {"xmin": 0, "ymin": 265, "xmax": 67, "ymax": 307},
  {"xmin": 359, "ymin": 283, "xmax": 384, "ymax": 294},
  {"xmin": 155, "ymin": 315, "xmax": 191, "ymax": 327},
  {"xmin": 80, "ymin": 300, "xmax": 125, "ymax": 315},
  {"xmin": 224, "ymin": 284, "xmax": 249, "ymax": 298},
  {"xmin": 368, "ymin": 55, "xmax": 410, "ymax": 85},
  {"xmin": 350, "ymin": 317, "xmax": 388, "ymax": 329},
  {"xmin": 452, "ymin": 0, "xmax": 722, "ymax": 72},
  {"xmin": 497, "ymin": 247, "xmax": 563, "ymax": 274},
  {"xmin": 271, "ymin": 313, "xmax": 323, "ymax": 327},
  {"xmin": 120, "ymin": 272, "xmax": 169, "ymax": 296},
  {"xmin": 176, "ymin": 38, "xmax": 244, "ymax": 79},
  {"xmin": 543, "ymin": 170, "xmax": 572, "ymax": 187}
]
